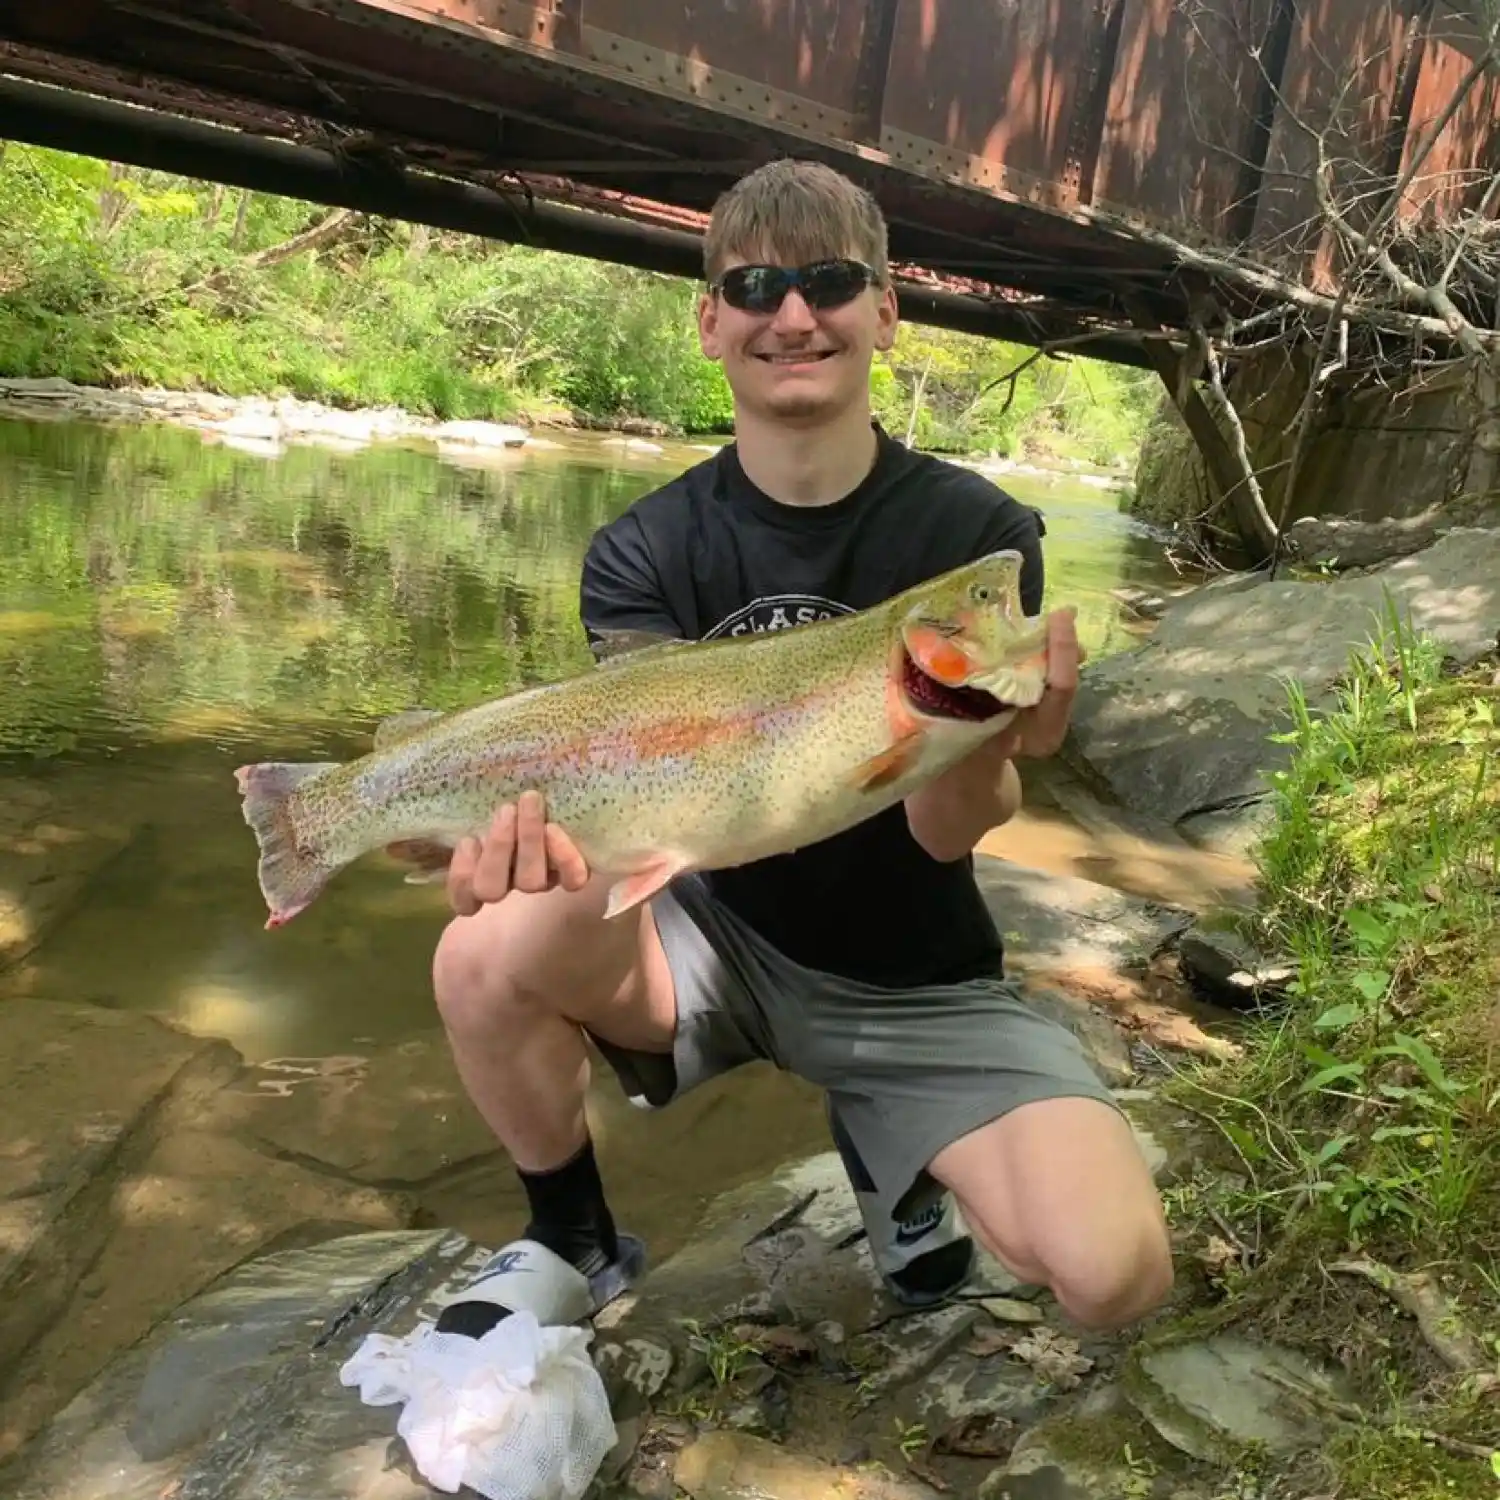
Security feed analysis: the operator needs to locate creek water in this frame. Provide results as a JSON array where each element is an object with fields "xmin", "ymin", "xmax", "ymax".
[{"xmin": 0, "ymin": 411, "xmax": 1232, "ymax": 1255}]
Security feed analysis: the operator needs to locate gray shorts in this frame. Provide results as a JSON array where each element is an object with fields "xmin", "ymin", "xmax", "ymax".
[{"xmin": 588, "ymin": 874, "xmax": 1116, "ymax": 1231}]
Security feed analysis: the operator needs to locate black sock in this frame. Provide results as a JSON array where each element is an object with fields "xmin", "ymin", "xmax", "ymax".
[
  {"xmin": 517, "ymin": 1135, "xmax": 619, "ymax": 1275},
  {"xmin": 434, "ymin": 1137, "xmax": 618, "ymax": 1339}
]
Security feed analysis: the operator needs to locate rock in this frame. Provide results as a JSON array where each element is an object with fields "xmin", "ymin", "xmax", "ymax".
[
  {"xmin": 1, "ymin": 1102, "xmax": 414, "ymax": 1459},
  {"xmin": 975, "ymin": 856, "xmax": 1195, "ymax": 984},
  {"xmin": 1176, "ymin": 919, "xmax": 1295, "ymax": 1007},
  {"xmin": 847, "ymin": 1303, "xmax": 982, "ymax": 1402},
  {"xmin": 980, "ymin": 1382, "xmax": 1190, "ymax": 1500},
  {"xmin": 2, "ymin": 1228, "xmax": 487, "ymax": 1499},
  {"xmin": 430, "ymin": 418, "xmax": 529, "ymax": 448},
  {"xmin": 0, "ymin": 1001, "xmax": 236, "ymax": 1384},
  {"xmin": 1068, "ymin": 527, "xmax": 1500, "ymax": 831},
  {"xmin": 1110, "ymin": 585, "xmax": 1189, "ymax": 621},
  {"xmin": 900, "ymin": 1344, "xmax": 1052, "ymax": 1434},
  {"xmin": 1023, "ymin": 987, "xmax": 1136, "ymax": 1087},
  {"xmin": 672, "ymin": 1430, "xmax": 944, "ymax": 1499},
  {"xmin": 0, "ymin": 777, "xmax": 138, "ymax": 969},
  {"xmin": 981, "ymin": 1297, "xmax": 1045, "ymax": 1324},
  {"xmin": 1283, "ymin": 512, "xmax": 1447, "ymax": 570},
  {"xmin": 213, "ymin": 411, "xmax": 283, "ymax": 442},
  {"xmin": 1122, "ymin": 1333, "xmax": 1349, "ymax": 1465},
  {"xmin": 224, "ymin": 1030, "xmax": 499, "ymax": 1186},
  {"xmin": 596, "ymin": 1337, "xmax": 675, "ymax": 1417},
  {"xmin": 1174, "ymin": 798, "xmax": 1275, "ymax": 860},
  {"xmin": 0, "ymin": 376, "xmax": 81, "ymax": 399},
  {"xmin": 600, "ymin": 1415, "xmax": 646, "ymax": 1486},
  {"xmin": 595, "ymin": 1147, "xmax": 1030, "ymax": 1428}
]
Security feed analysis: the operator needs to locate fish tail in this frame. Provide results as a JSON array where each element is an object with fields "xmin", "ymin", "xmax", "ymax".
[{"xmin": 233, "ymin": 761, "xmax": 343, "ymax": 928}]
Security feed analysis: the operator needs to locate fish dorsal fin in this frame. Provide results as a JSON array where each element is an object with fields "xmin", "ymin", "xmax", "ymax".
[
  {"xmin": 372, "ymin": 708, "xmax": 446, "ymax": 750},
  {"xmin": 590, "ymin": 629, "xmax": 692, "ymax": 669}
]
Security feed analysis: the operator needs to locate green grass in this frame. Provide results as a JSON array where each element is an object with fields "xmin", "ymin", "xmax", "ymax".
[{"xmin": 1158, "ymin": 596, "xmax": 1500, "ymax": 1494}]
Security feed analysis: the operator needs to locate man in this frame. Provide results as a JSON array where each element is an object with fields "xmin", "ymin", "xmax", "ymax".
[{"xmin": 430, "ymin": 158, "xmax": 1173, "ymax": 1338}]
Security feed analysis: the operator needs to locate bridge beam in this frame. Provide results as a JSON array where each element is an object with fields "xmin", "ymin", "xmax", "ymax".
[{"xmin": 0, "ymin": 75, "xmax": 1159, "ymax": 370}]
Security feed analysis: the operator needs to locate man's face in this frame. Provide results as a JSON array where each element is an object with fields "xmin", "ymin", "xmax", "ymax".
[{"xmin": 697, "ymin": 247, "xmax": 898, "ymax": 425}]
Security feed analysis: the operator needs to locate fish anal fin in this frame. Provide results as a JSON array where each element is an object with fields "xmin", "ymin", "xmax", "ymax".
[
  {"xmin": 850, "ymin": 732, "xmax": 925, "ymax": 792},
  {"xmin": 604, "ymin": 854, "xmax": 689, "ymax": 920},
  {"xmin": 383, "ymin": 837, "xmax": 457, "ymax": 882},
  {"xmin": 373, "ymin": 708, "xmax": 446, "ymax": 750}
]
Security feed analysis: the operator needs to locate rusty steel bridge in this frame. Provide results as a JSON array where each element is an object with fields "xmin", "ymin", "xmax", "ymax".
[{"xmin": 0, "ymin": 1, "xmax": 1498, "ymax": 365}]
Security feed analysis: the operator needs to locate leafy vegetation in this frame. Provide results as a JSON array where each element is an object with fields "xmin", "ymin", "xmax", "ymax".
[
  {"xmin": 1160, "ymin": 603, "xmax": 1500, "ymax": 1495},
  {"xmin": 0, "ymin": 144, "xmax": 1157, "ymax": 458}
]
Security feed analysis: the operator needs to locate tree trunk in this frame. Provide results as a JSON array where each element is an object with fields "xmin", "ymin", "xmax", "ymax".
[{"xmin": 1140, "ymin": 338, "xmax": 1279, "ymax": 563}]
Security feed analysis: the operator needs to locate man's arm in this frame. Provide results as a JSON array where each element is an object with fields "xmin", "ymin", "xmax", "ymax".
[
  {"xmin": 904, "ymin": 609, "xmax": 1081, "ymax": 861},
  {"xmin": 578, "ymin": 514, "xmax": 685, "ymax": 654}
]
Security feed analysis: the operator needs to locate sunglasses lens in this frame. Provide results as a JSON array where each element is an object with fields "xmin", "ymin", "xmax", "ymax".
[
  {"xmin": 717, "ymin": 259, "xmax": 872, "ymax": 312},
  {"xmin": 718, "ymin": 266, "xmax": 790, "ymax": 313},
  {"xmin": 801, "ymin": 260, "xmax": 872, "ymax": 307}
]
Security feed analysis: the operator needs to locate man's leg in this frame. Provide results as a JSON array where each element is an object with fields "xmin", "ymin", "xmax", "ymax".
[
  {"xmin": 826, "ymin": 1097, "xmax": 975, "ymax": 1307},
  {"xmin": 430, "ymin": 869, "xmax": 769, "ymax": 1331},
  {"xmin": 822, "ymin": 979, "xmax": 1173, "ymax": 1333},
  {"xmin": 429, "ymin": 870, "xmax": 675, "ymax": 1330},
  {"xmin": 930, "ymin": 1097, "xmax": 1172, "ymax": 1330}
]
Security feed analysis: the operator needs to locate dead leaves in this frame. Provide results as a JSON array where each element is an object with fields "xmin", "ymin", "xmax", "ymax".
[
  {"xmin": 966, "ymin": 1322, "xmax": 1095, "ymax": 1391},
  {"xmin": 932, "ymin": 1411, "xmax": 1018, "ymax": 1459},
  {"xmin": 730, "ymin": 1323, "xmax": 819, "ymax": 1367}
]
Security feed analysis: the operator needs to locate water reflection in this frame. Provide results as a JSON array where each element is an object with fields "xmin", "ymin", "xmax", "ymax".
[{"xmin": 0, "ymin": 415, "xmax": 1179, "ymax": 1059}]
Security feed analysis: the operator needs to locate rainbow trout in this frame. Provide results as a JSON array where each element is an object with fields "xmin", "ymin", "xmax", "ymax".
[{"xmin": 234, "ymin": 549, "xmax": 1054, "ymax": 928}]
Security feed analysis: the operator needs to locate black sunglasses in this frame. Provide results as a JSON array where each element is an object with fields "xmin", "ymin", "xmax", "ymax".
[{"xmin": 711, "ymin": 257, "xmax": 878, "ymax": 314}]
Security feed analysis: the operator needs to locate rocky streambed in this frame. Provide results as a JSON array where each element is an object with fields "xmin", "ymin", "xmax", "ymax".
[{"xmin": 2, "ymin": 524, "xmax": 1499, "ymax": 1498}]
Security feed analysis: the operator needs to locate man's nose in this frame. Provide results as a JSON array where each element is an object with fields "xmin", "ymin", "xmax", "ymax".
[{"xmin": 769, "ymin": 288, "xmax": 818, "ymax": 333}]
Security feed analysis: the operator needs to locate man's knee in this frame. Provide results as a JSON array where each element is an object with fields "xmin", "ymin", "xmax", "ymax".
[
  {"xmin": 1043, "ymin": 1217, "xmax": 1174, "ymax": 1330},
  {"xmin": 431, "ymin": 879, "xmax": 666, "ymax": 1043},
  {"xmin": 936, "ymin": 1096, "xmax": 1175, "ymax": 1331}
]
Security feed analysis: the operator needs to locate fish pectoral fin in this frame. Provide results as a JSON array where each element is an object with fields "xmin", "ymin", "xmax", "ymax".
[
  {"xmin": 849, "ymin": 731, "xmax": 925, "ymax": 792},
  {"xmin": 604, "ymin": 855, "xmax": 689, "ymax": 920}
]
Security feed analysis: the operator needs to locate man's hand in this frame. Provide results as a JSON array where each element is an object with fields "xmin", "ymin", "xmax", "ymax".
[
  {"xmin": 904, "ymin": 608, "xmax": 1085, "ymax": 862},
  {"xmin": 446, "ymin": 789, "xmax": 591, "ymax": 917},
  {"xmin": 991, "ymin": 606, "xmax": 1084, "ymax": 763}
]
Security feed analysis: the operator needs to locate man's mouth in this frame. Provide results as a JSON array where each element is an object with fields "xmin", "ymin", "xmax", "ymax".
[
  {"xmin": 900, "ymin": 648, "xmax": 1011, "ymax": 722},
  {"xmin": 754, "ymin": 349, "xmax": 837, "ymax": 365}
]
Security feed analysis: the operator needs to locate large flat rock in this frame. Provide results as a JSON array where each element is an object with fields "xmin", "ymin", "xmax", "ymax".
[
  {"xmin": 0, "ymin": 1128, "xmax": 414, "ymax": 1462},
  {"xmin": 975, "ymin": 854, "xmax": 1193, "ymax": 979},
  {"xmin": 1068, "ymin": 527, "xmax": 1500, "ymax": 830},
  {"xmin": 0, "ymin": 1000, "xmax": 234, "ymax": 1383},
  {"xmin": 221, "ymin": 1031, "xmax": 499, "ymax": 1187},
  {"xmin": 0, "ymin": 778, "xmax": 137, "ymax": 971},
  {"xmin": 1, "ymin": 1228, "xmax": 479, "ymax": 1500}
]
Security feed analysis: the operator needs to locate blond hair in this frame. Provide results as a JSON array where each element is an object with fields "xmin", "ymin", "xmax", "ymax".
[{"xmin": 703, "ymin": 158, "xmax": 890, "ymax": 284}]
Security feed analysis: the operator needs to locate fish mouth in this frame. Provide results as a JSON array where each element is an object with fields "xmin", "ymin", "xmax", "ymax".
[{"xmin": 899, "ymin": 647, "xmax": 1012, "ymax": 722}]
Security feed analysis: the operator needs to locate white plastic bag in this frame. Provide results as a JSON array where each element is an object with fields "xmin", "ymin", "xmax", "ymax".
[{"xmin": 339, "ymin": 1310, "xmax": 616, "ymax": 1500}]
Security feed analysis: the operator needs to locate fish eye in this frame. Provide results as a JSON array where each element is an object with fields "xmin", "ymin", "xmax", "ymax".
[{"xmin": 970, "ymin": 583, "xmax": 993, "ymax": 603}]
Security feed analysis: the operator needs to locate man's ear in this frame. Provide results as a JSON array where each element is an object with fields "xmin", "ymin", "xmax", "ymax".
[
  {"xmin": 873, "ymin": 283, "xmax": 898, "ymax": 352},
  {"xmin": 698, "ymin": 289, "xmax": 722, "ymax": 360}
]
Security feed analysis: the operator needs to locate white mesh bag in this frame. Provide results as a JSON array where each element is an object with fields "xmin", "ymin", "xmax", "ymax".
[{"xmin": 340, "ymin": 1309, "xmax": 616, "ymax": 1500}]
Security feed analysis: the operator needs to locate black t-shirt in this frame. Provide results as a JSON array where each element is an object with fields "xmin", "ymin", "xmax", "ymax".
[{"xmin": 578, "ymin": 424, "xmax": 1045, "ymax": 990}]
